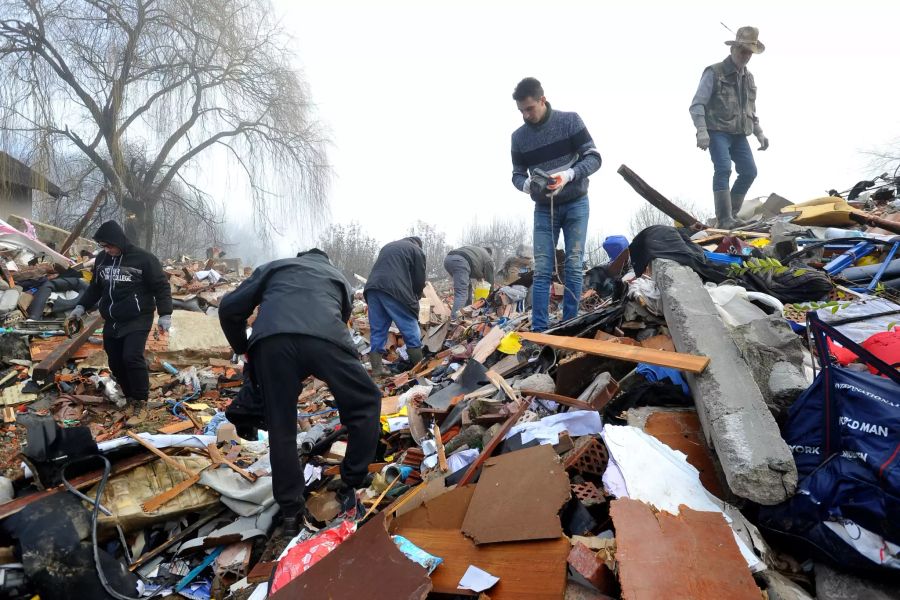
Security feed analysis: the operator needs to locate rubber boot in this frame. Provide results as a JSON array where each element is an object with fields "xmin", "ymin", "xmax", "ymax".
[
  {"xmin": 714, "ymin": 189, "xmax": 740, "ymax": 230},
  {"xmin": 407, "ymin": 347, "xmax": 424, "ymax": 365},
  {"xmin": 731, "ymin": 192, "xmax": 751, "ymax": 224},
  {"xmin": 369, "ymin": 352, "xmax": 386, "ymax": 376}
]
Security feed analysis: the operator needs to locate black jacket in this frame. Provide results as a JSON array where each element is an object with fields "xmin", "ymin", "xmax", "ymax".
[
  {"xmin": 79, "ymin": 221, "xmax": 172, "ymax": 337},
  {"xmin": 364, "ymin": 238, "xmax": 426, "ymax": 317},
  {"xmin": 218, "ymin": 252, "xmax": 356, "ymax": 356},
  {"xmin": 448, "ymin": 246, "xmax": 495, "ymax": 285}
]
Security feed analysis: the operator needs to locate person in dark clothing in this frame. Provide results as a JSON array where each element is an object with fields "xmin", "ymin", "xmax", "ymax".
[
  {"xmin": 68, "ymin": 221, "xmax": 172, "ymax": 403},
  {"xmin": 443, "ymin": 246, "xmax": 495, "ymax": 319},
  {"xmin": 363, "ymin": 237, "xmax": 426, "ymax": 376},
  {"xmin": 218, "ymin": 249, "xmax": 382, "ymax": 535}
]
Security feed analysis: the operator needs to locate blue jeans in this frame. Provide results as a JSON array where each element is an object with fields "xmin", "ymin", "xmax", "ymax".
[
  {"xmin": 366, "ymin": 289, "xmax": 422, "ymax": 352},
  {"xmin": 443, "ymin": 253, "xmax": 471, "ymax": 318},
  {"xmin": 532, "ymin": 196, "xmax": 590, "ymax": 332},
  {"xmin": 709, "ymin": 132, "xmax": 757, "ymax": 194}
]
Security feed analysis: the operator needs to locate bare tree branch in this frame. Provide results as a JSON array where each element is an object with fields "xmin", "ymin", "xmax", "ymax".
[{"xmin": 0, "ymin": 0, "xmax": 329, "ymax": 251}]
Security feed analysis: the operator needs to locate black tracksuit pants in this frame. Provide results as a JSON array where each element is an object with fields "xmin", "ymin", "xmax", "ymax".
[
  {"xmin": 104, "ymin": 329, "xmax": 151, "ymax": 401},
  {"xmin": 250, "ymin": 334, "xmax": 381, "ymax": 517}
]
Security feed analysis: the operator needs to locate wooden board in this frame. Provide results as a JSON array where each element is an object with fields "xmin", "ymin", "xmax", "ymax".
[
  {"xmin": 31, "ymin": 314, "xmax": 104, "ymax": 379},
  {"xmin": 471, "ymin": 326, "xmax": 505, "ymax": 363},
  {"xmin": 394, "ymin": 528, "xmax": 568, "ymax": 598},
  {"xmin": 423, "ymin": 282, "xmax": 450, "ymax": 318},
  {"xmin": 519, "ymin": 332, "xmax": 710, "ymax": 374},
  {"xmin": 391, "ymin": 485, "xmax": 568, "ymax": 598}
]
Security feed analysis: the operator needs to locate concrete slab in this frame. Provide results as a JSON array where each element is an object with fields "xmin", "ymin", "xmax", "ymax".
[
  {"xmin": 815, "ymin": 563, "xmax": 900, "ymax": 600},
  {"xmin": 653, "ymin": 259, "xmax": 797, "ymax": 504}
]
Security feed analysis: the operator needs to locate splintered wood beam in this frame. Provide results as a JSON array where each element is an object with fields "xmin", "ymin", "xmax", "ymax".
[
  {"xmin": 207, "ymin": 443, "xmax": 256, "ymax": 482},
  {"xmin": 618, "ymin": 164, "xmax": 702, "ymax": 228},
  {"xmin": 32, "ymin": 314, "xmax": 103, "ymax": 381}
]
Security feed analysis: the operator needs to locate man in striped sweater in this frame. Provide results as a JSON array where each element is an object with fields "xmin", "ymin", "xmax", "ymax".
[{"xmin": 510, "ymin": 77, "xmax": 602, "ymax": 331}]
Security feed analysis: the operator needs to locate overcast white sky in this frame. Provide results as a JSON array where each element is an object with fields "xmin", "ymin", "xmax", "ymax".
[{"xmin": 258, "ymin": 0, "xmax": 900, "ymax": 253}]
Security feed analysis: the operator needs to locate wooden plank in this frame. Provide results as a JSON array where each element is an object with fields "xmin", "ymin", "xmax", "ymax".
[
  {"xmin": 32, "ymin": 313, "xmax": 103, "ymax": 380},
  {"xmin": 393, "ymin": 527, "xmax": 568, "ymax": 599},
  {"xmin": 423, "ymin": 282, "xmax": 450, "ymax": 318},
  {"xmin": 518, "ymin": 332, "xmax": 710, "ymax": 374},
  {"xmin": 458, "ymin": 396, "xmax": 532, "ymax": 486},
  {"xmin": 141, "ymin": 473, "xmax": 201, "ymax": 513},
  {"xmin": 472, "ymin": 327, "xmax": 505, "ymax": 363},
  {"xmin": 157, "ymin": 420, "xmax": 195, "ymax": 435},
  {"xmin": 617, "ymin": 164, "xmax": 702, "ymax": 228},
  {"xmin": 519, "ymin": 388, "xmax": 594, "ymax": 411},
  {"xmin": 126, "ymin": 431, "xmax": 194, "ymax": 475}
]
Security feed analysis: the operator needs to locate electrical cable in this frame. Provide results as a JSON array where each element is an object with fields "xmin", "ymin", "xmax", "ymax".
[{"xmin": 61, "ymin": 455, "xmax": 164, "ymax": 600}]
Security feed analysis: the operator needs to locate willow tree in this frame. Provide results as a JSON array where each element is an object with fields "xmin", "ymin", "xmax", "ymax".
[{"xmin": 0, "ymin": 0, "xmax": 328, "ymax": 248}]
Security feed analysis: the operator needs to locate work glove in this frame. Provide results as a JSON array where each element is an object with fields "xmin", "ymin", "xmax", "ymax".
[
  {"xmin": 521, "ymin": 176, "xmax": 532, "ymax": 194},
  {"xmin": 756, "ymin": 133, "xmax": 769, "ymax": 151},
  {"xmin": 68, "ymin": 305, "xmax": 85, "ymax": 320},
  {"xmin": 157, "ymin": 314, "xmax": 172, "ymax": 333},
  {"xmin": 547, "ymin": 168, "xmax": 575, "ymax": 195},
  {"xmin": 696, "ymin": 127, "xmax": 710, "ymax": 150}
]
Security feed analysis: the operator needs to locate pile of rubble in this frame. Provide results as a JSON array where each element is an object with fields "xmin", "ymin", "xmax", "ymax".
[{"xmin": 0, "ymin": 166, "xmax": 900, "ymax": 600}]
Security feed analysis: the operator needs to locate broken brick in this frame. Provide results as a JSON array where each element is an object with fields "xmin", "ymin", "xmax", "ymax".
[{"xmin": 567, "ymin": 542, "xmax": 618, "ymax": 595}]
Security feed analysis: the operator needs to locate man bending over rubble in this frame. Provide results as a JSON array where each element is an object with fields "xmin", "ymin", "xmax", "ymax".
[
  {"xmin": 510, "ymin": 77, "xmax": 602, "ymax": 331},
  {"xmin": 364, "ymin": 236, "xmax": 426, "ymax": 376},
  {"xmin": 218, "ymin": 248, "xmax": 381, "ymax": 535},
  {"xmin": 68, "ymin": 221, "xmax": 172, "ymax": 404},
  {"xmin": 443, "ymin": 245, "xmax": 494, "ymax": 319}
]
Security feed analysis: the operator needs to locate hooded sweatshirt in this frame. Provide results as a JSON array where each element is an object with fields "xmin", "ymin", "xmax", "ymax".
[{"xmin": 78, "ymin": 221, "xmax": 173, "ymax": 337}]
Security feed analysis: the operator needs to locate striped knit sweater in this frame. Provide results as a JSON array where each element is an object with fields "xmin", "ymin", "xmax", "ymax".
[{"xmin": 510, "ymin": 103, "xmax": 602, "ymax": 205}]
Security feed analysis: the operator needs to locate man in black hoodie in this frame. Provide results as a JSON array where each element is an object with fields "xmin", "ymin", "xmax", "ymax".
[
  {"xmin": 219, "ymin": 249, "xmax": 381, "ymax": 535},
  {"xmin": 363, "ymin": 237, "xmax": 426, "ymax": 376},
  {"xmin": 69, "ymin": 221, "xmax": 173, "ymax": 403}
]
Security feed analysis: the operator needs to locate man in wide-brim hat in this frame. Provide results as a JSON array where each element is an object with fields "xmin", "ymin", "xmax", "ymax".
[{"xmin": 690, "ymin": 26, "xmax": 769, "ymax": 229}]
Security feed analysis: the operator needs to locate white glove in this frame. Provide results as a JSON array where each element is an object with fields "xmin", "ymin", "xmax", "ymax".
[
  {"xmin": 521, "ymin": 176, "xmax": 532, "ymax": 194},
  {"xmin": 157, "ymin": 314, "xmax": 172, "ymax": 332},
  {"xmin": 69, "ymin": 305, "xmax": 85, "ymax": 319},
  {"xmin": 696, "ymin": 128, "xmax": 710, "ymax": 150},
  {"xmin": 756, "ymin": 133, "xmax": 769, "ymax": 151},
  {"xmin": 547, "ymin": 168, "xmax": 575, "ymax": 194}
]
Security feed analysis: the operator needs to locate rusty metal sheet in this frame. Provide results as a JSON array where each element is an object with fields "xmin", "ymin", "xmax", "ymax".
[{"xmin": 271, "ymin": 514, "xmax": 431, "ymax": 600}]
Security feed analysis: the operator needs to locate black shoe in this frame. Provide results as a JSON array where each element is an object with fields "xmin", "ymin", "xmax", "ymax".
[{"xmin": 282, "ymin": 507, "xmax": 322, "ymax": 538}]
